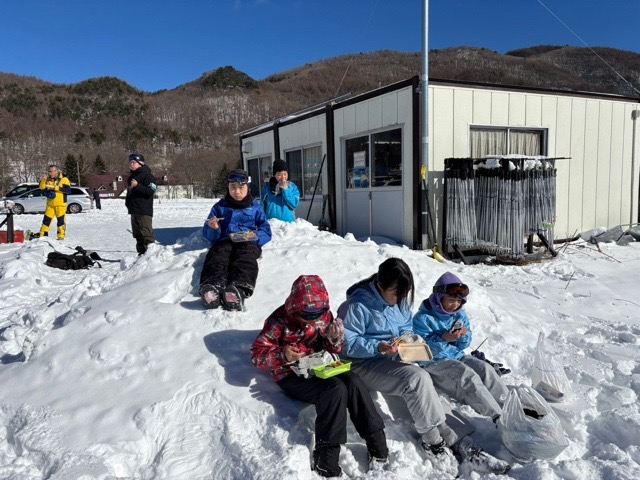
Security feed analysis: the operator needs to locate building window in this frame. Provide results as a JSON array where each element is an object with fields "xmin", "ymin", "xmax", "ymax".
[
  {"xmin": 470, "ymin": 127, "xmax": 546, "ymax": 157},
  {"xmin": 285, "ymin": 145, "xmax": 323, "ymax": 198},
  {"xmin": 246, "ymin": 155, "xmax": 272, "ymax": 197},
  {"xmin": 346, "ymin": 127, "xmax": 402, "ymax": 189}
]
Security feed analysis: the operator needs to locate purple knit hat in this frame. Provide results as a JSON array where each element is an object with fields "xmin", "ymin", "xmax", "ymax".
[{"xmin": 428, "ymin": 272, "xmax": 468, "ymax": 314}]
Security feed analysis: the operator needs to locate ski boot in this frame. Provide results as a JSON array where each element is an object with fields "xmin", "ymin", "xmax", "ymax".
[{"xmin": 453, "ymin": 436, "xmax": 511, "ymax": 475}]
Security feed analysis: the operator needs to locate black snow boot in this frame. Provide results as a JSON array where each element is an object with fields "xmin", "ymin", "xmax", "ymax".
[
  {"xmin": 222, "ymin": 284, "xmax": 244, "ymax": 311},
  {"xmin": 312, "ymin": 446, "xmax": 342, "ymax": 478}
]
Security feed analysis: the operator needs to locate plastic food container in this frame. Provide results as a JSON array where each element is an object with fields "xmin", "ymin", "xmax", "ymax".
[
  {"xmin": 229, "ymin": 231, "xmax": 257, "ymax": 242},
  {"xmin": 312, "ymin": 360, "xmax": 352, "ymax": 379}
]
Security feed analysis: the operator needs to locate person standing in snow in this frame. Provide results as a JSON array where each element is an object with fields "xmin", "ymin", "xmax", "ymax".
[
  {"xmin": 199, "ymin": 169, "xmax": 271, "ymax": 311},
  {"xmin": 36, "ymin": 164, "xmax": 72, "ymax": 240},
  {"xmin": 251, "ymin": 275, "xmax": 389, "ymax": 478},
  {"xmin": 338, "ymin": 258, "xmax": 510, "ymax": 475},
  {"xmin": 261, "ymin": 159, "xmax": 300, "ymax": 222},
  {"xmin": 413, "ymin": 272, "xmax": 509, "ymax": 422},
  {"xmin": 125, "ymin": 153, "xmax": 157, "ymax": 255}
]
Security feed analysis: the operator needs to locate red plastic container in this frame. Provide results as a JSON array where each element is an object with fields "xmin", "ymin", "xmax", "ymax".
[{"xmin": 0, "ymin": 230, "xmax": 25, "ymax": 243}]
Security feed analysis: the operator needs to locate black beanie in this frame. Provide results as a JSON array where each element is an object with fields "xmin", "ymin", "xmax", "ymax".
[{"xmin": 272, "ymin": 159, "xmax": 288, "ymax": 174}]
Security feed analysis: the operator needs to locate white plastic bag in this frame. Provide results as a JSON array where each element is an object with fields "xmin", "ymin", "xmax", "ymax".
[
  {"xmin": 531, "ymin": 332, "xmax": 571, "ymax": 402},
  {"xmin": 499, "ymin": 385, "xmax": 569, "ymax": 462}
]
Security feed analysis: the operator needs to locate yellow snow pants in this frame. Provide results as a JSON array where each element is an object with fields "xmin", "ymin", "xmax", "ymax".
[{"xmin": 39, "ymin": 205, "xmax": 67, "ymax": 240}]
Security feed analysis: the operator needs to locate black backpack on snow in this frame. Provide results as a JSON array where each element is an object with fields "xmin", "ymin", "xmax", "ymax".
[{"xmin": 46, "ymin": 247, "xmax": 97, "ymax": 270}]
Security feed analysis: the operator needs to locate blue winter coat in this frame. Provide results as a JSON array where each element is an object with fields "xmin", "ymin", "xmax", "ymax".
[
  {"xmin": 338, "ymin": 280, "xmax": 414, "ymax": 358},
  {"xmin": 202, "ymin": 198, "xmax": 272, "ymax": 247},
  {"xmin": 261, "ymin": 182, "xmax": 300, "ymax": 222},
  {"xmin": 412, "ymin": 300, "xmax": 472, "ymax": 361}
]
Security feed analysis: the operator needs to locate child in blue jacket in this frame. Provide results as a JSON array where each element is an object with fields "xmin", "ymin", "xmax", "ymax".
[
  {"xmin": 413, "ymin": 272, "xmax": 509, "ymax": 422},
  {"xmin": 261, "ymin": 159, "xmax": 300, "ymax": 222},
  {"xmin": 199, "ymin": 169, "xmax": 271, "ymax": 311}
]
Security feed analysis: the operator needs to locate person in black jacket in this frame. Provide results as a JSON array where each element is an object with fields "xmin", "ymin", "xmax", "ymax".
[{"xmin": 125, "ymin": 153, "xmax": 157, "ymax": 254}]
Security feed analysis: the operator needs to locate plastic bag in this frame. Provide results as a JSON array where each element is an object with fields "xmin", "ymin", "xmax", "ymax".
[
  {"xmin": 531, "ymin": 332, "xmax": 571, "ymax": 402},
  {"xmin": 498, "ymin": 385, "xmax": 569, "ymax": 462}
]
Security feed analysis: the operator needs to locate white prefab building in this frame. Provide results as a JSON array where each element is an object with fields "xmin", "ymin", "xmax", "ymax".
[{"xmin": 240, "ymin": 77, "xmax": 640, "ymax": 249}]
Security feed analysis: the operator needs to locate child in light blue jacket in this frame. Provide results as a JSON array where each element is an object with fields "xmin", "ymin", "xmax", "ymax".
[
  {"xmin": 261, "ymin": 159, "xmax": 300, "ymax": 222},
  {"xmin": 413, "ymin": 272, "xmax": 509, "ymax": 422}
]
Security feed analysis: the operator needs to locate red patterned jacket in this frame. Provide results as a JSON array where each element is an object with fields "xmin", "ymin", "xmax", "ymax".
[{"xmin": 251, "ymin": 275, "xmax": 344, "ymax": 382}]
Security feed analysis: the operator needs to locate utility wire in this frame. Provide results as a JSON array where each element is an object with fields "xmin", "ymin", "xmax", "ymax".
[
  {"xmin": 334, "ymin": 0, "xmax": 381, "ymax": 97},
  {"xmin": 536, "ymin": 0, "xmax": 640, "ymax": 96}
]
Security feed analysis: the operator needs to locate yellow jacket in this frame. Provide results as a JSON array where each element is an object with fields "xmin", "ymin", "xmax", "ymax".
[{"xmin": 39, "ymin": 175, "xmax": 72, "ymax": 207}]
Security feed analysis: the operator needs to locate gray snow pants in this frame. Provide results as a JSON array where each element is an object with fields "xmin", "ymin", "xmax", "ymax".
[
  {"xmin": 422, "ymin": 355, "xmax": 508, "ymax": 420},
  {"xmin": 350, "ymin": 357, "xmax": 463, "ymax": 446}
]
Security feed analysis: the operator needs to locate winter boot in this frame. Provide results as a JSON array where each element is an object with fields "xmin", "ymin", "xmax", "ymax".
[
  {"xmin": 365, "ymin": 430, "xmax": 388, "ymax": 472},
  {"xmin": 222, "ymin": 284, "xmax": 244, "ymax": 311},
  {"xmin": 422, "ymin": 439, "xmax": 447, "ymax": 456},
  {"xmin": 312, "ymin": 445, "xmax": 342, "ymax": 478},
  {"xmin": 199, "ymin": 284, "xmax": 221, "ymax": 309},
  {"xmin": 452, "ymin": 436, "xmax": 511, "ymax": 475}
]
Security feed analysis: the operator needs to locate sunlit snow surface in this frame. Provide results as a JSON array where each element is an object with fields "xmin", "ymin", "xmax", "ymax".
[{"xmin": 1, "ymin": 199, "xmax": 639, "ymax": 479}]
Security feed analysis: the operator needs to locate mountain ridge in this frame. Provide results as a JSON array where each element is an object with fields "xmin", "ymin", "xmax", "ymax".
[{"xmin": 1, "ymin": 46, "xmax": 638, "ymax": 193}]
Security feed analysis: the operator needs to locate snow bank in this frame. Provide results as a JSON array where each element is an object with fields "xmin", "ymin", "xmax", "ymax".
[{"xmin": 1, "ymin": 199, "xmax": 639, "ymax": 479}]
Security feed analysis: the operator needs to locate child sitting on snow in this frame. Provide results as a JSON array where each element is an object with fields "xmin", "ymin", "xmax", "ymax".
[
  {"xmin": 199, "ymin": 169, "xmax": 271, "ymax": 311},
  {"xmin": 251, "ymin": 275, "xmax": 388, "ymax": 478},
  {"xmin": 413, "ymin": 272, "xmax": 509, "ymax": 422}
]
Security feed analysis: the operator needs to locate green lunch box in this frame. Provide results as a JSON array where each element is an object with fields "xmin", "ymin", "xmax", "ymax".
[{"xmin": 312, "ymin": 361, "xmax": 352, "ymax": 379}]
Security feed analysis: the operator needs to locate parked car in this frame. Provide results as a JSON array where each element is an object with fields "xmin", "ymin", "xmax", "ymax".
[
  {"xmin": 3, "ymin": 186, "xmax": 93, "ymax": 214},
  {"xmin": 3, "ymin": 183, "xmax": 39, "ymax": 198}
]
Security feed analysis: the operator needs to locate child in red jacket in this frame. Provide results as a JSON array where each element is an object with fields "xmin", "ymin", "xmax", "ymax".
[{"xmin": 251, "ymin": 275, "xmax": 388, "ymax": 478}]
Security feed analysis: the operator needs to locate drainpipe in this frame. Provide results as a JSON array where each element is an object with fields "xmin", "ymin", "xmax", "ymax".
[
  {"xmin": 632, "ymin": 108, "xmax": 639, "ymax": 224},
  {"xmin": 420, "ymin": 0, "xmax": 430, "ymax": 248}
]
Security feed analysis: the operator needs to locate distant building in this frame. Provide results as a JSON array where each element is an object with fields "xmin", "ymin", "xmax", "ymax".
[{"xmin": 85, "ymin": 173, "xmax": 130, "ymax": 198}]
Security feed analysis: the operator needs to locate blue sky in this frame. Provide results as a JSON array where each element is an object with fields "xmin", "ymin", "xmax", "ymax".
[{"xmin": 0, "ymin": 0, "xmax": 637, "ymax": 92}]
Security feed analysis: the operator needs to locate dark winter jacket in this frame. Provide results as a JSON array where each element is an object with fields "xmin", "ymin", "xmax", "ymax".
[
  {"xmin": 125, "ymin": 165, "xmax": 157, "ymax": 216},
  {"xmin": 202, "ymin": 197, "xmax": 272, "ymax": 247},
  {"xmin": 251, "ymin": 275, "xmax": 344, "ymax": 382}
]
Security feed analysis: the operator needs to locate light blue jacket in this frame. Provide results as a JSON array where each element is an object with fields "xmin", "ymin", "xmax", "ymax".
[
  {"xmin": 261, "ymin": 182, "xmax": 300, "ymax": 222},
  {"xmin": 338, "ymin": 280, "xmax": 413, "ymax": 358},
  {"xmin": 412, "ymin": 300, "xmax": 472, "ymax": 361}
]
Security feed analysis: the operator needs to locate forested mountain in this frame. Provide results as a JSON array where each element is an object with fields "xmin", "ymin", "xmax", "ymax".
[{"xmin": 1, "ymin": 46, "xmax": 638, "ymax": 194}]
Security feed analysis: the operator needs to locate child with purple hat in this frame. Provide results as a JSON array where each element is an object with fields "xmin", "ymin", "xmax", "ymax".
[{"xmin": 413, "ymin": 272, "xmax": 509, "ymax": 422}]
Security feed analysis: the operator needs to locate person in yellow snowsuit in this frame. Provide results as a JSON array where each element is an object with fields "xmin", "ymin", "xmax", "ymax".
[{"xmin": 38, "ymin": 165, "xmax": 72, "ymax": 240}]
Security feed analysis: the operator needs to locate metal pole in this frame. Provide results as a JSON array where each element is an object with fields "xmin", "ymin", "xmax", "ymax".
[
  {"xmin": 631, "ymin": 109, "xmax": 639, "ymax": 224},
  {"xmin": 421, "ymin": 0, "xmax": 431, "ymax": 248}
]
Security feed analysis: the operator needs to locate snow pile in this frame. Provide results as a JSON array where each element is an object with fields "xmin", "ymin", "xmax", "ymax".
[{"xmin": 1, "ymin": 199, "xmax": 639, "ymax": 479}]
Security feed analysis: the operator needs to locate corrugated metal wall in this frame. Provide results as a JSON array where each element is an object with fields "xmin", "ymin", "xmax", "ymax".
[{"xmin": 279, "ymin": 114, "xmax": 327, "ymax": 224}]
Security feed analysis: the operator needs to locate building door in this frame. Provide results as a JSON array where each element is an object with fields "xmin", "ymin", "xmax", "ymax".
[{"xmin": 343, "ymin": 128, "xmax": 404, "ymax": 243}]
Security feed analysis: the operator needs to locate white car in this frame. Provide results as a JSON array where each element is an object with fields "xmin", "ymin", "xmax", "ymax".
[{"xmin": 5, "ymin": 187, "xmax": 93, "ymax": 214}]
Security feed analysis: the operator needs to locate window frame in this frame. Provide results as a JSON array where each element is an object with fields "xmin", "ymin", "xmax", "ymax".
[
  {"xmin": 343, "ymin": 125, "xmax": 404, "ymax": 191},
  {"xmin": 246, "ymin": 154, "xmax": 272, "ymax": 198},
  {"xmin": 469, "ymin": 125, "xmax": 548, "ymax": 157},
  {"xmin": 284, "ymin": 143, "xmax": 324, "ymax": 199}
]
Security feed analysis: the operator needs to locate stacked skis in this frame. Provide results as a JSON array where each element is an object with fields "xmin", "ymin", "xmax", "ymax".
[{"xmin": 444, "ymin": 156, "xmax": 558, "ymax": 258}]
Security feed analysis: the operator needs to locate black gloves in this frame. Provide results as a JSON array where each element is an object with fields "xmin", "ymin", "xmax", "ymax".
[{"xmin": 471, "ymin": 349, "xmax": 511, "ymax": 376}]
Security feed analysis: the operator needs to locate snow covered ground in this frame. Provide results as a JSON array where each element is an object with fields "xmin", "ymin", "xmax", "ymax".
[{"xmin": 1, "ymin": 199, "xmax": 639, "ymax": 480}]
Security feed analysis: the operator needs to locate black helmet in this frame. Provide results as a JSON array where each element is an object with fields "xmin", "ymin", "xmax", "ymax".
[{"xmin": 128, "ymin": 153, "xmax": 145, "ymax": 165}]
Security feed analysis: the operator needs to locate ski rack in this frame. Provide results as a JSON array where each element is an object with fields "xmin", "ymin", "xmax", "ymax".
[{"xmin": 442, "ymin": 156, "xmax": 567, "ymax": 264}]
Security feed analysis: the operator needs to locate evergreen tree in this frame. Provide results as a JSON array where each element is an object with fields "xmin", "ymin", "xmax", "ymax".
[
  {"xmin": 94, "ymin": 154, "xmax": 107, "ymax": 174},
  {"xmin": 64, "ymin": 154, "xmax": 78, "ymax": 184},
  {"xmin": 214, "ymin": 164, "xmax": 230, "ymax": 196},
  {"xmin": 64, "ymin": 154, "xmax": 88, "ymax": 185}
]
